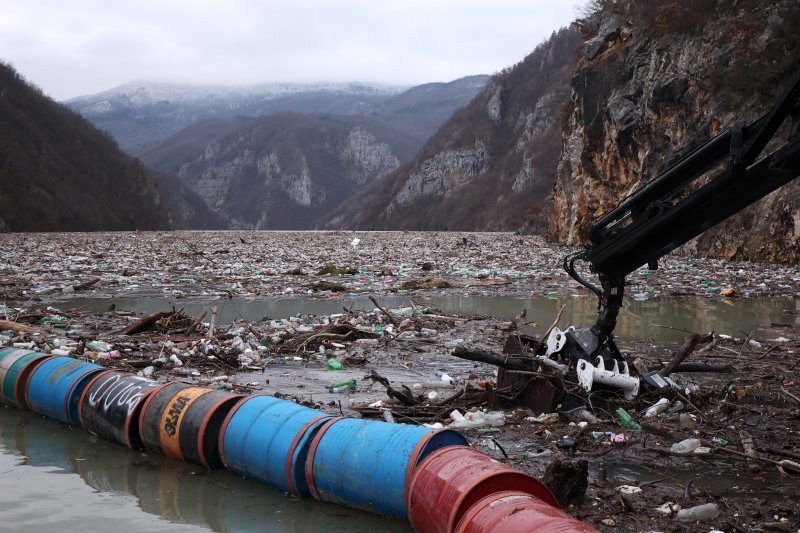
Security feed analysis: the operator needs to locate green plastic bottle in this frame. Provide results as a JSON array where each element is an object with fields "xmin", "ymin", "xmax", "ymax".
[
  {"xmin": 327, "ymin": 379, "xmax": 357, "ymax": 392},
  {"xmin": 327, "ymin": 358, "xmax": 343, "ymax": 370},
  {"xmin": 615, "ymin": 407, "xmax": 642, "ymax": 430}
]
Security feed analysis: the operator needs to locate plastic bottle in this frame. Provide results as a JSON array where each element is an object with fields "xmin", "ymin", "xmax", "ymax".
[
  {"xmin": 615, "ymin": 408, "xmax": 642, "ymax": 430},
  {"xmin": 670, "ymin": 438, "xmax": 701, "ymax": 454},
  {"xmin": 435, "ymin": 371, "xmax": 455, "ymax": 384},
  {"xmin": 643, "ymin": 398, "xmax": 670, "ymax": 418},
  {"xmin": 383, "ymin": 410, "xmax": 395, "ymax": 423},
  {"xmin": 327, "ymin": 379, "xmax": 356, "ymax": 392},
  {"xmin": 676, "ymin": 503, "xmax": 720, "ymax": 521},
  {"xmin": 679, "ymin": 412, "xmax": 696, "ymax": 429},
  {"xmin": 327, "ymin": 358, "xmax": 343, "ymax": 370}
]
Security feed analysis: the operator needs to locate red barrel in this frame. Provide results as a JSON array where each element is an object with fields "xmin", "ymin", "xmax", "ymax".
[
  {"xmin": 407, "ymin": 446, "xmax": 559, "ymax": 533},
  {"xmin": 138, "ymin": 383, "xmax": 243, "ymax": 469},
  {"xmin": 78, "ymin": 370, "xmax": 167, "ymax": 450},
  {"xmin": 455, "ymin": 491, "xmax": 598, "ymax": 532}
]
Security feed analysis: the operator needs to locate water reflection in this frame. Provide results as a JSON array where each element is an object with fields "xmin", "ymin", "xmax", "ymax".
[
  {"xmin": 60, "ymin": 295, "xmax": 799, "ymax": 342},
  {"xmin": 0, "ymin": 408, "xmax": 410, "ymax": 533}
]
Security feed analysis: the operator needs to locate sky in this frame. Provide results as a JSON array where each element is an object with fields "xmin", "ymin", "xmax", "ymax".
[{"xmin": 1, "ymin": 1, "xmax": 583, "ymax": 101}]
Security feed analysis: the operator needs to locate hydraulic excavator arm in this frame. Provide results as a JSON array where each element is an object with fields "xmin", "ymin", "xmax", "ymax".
[{"xmin": 552, "ymin": 70, "xmax": 800, "ymax": 398}]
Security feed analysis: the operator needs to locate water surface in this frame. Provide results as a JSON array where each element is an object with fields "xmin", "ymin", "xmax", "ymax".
[
  {"xmin": 0, "ymin": 407, "xmax": 411, "ymax": 533},
  {"xmin": 59, "ymin": 294, "xmax": 799, "ymax": 342}
]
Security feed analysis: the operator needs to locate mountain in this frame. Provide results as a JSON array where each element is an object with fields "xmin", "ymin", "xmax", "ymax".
[
  {"xmin": 0, "ymin": 61, "xmax": 171, "ymax": 231},
  {"xmin": 0, "ymin": 61, "xmax": 226, "ymax": 232},
  {"xmin": 322, "ymin": 27, "xmax": 583, "ymax": 231},
  {"xmin": 149, "ymin": 113, "xmax": 419, "ymax": 229},
  {"xmin": 67, "ymin": 78, "xmax": 489, "ymax": 154},
  {"xmin": 547, "ymin": 0, "xmax": 800, "ymax": 263}
]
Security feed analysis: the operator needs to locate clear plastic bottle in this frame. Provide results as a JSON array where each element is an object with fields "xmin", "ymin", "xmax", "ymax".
[
  {"xmin": 670, "ymin": 438, "xmax": 701, "ymax": 454},
  {"xmin": 676, "ymin": 503, "xmax": 720, "ymax": 521}
]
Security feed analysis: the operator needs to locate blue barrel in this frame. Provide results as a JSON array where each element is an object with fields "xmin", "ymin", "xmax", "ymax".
[
  {"xmin": 26, "ymin": 356, "xmax": 105, "ymax": 426},
  {"xmin": 219, "ymin": 394, "xmax": 334, "ymax": 497},
  {"xmin": 304, "ymin": 418, "xmax": 468, "ymax": 517},
  {"xmin": 0, "ymin": 348, "xmax": 51, "ymax": 409}
]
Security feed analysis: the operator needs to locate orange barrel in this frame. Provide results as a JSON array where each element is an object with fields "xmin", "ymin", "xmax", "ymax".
[
  {"xmin": 455, "ymin": 491, "xmax": 599, "ymax": 532},
  {"xmin": 78, "ymin": 370, "xmax": 168, "ymax": 449},
  {"xmin": 138, "ymin": 383, "xmax": 243, "ymax": 468},
  {"xmin": 407, "ymin": 446, "xmax": 559, "ymax": 533},
  {"xmin": 0, "ymin": 348, "xmax": 50, "ymax": 409}
]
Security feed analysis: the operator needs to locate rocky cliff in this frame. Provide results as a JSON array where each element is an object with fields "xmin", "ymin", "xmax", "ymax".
[
  {"xmin": 548, "ymin": 0, "xmax": 800, "ymax": 263},
  {"xmin": 161, "ymin": 113, "xmax": 418, "ymax": 229},
  {"xmin": 324, "ymin": 26, "xmax": 583, "ymax": 231}
]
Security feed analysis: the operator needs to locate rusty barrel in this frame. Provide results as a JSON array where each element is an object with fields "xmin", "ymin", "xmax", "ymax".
[
  {"xmin": 139, "ymin": 383, "xmax": 243, "ymax": 469},
  {"xmin": 219, "ymin": 394, "xmax": 334, "ymax": 497},
  {"xmin": 305, "ymin": 417, "xmax": 468, "ymax": 518},
  {"xmin": 78, "ymin": 370, "xmax": 167, "ymax": 449},
  {"xmin": 455, "ymin": 491, "xmax": 599, "ymax": 532},
  {"xmin": 0, "ymin": 348, "xmax": 51, "ymax": 409},
  {"xmin": 26, "ymin": 356, "xmax": 105, "ymax": 426},
  {"xmin": 407, "ymin": 446, "xmax": 560, "ymax": 533}
]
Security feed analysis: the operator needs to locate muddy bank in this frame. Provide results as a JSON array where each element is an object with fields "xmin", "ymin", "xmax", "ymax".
[{"xmin": 1, "ymin": 231, "xmax": 799, "ymax": 532}]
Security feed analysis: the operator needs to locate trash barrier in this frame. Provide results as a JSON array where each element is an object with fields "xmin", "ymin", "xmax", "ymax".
[
  {"xmin": 219, "ymin": 394, "xmax": 335, "ymax": 497},
  {"xmin": 407, "ymin": 446, "xmax": 559, "ymax": 533},
  {"xmin": 454, "ymin": 491, "xmax": 599, "ymax": 533},
  {"xmin": 305, "ymin": 417, "xmax": 469, "ymax": 518},
  {"xmin": 26, "ymin": 356, "xmax": 105, "ymax": 426},
  {"xmin": 0, "ymin": 348, "xmax": 50, "ymax": 409},
  {"xmin": 0, "ymin": 349, "xmax": 599, "ymax": 531},
  {"xmin": 78, "ymin": 370, "xmax": 167, "ymax": 450},
  {"xmin": 139, "ymin": 383, "xmax": 243, "ymax": 469}
]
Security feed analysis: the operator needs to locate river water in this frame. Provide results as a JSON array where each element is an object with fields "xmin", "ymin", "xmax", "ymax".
[
  {"xmin": 58, "ymin": 294, "xmax": 799, "ymax": 342},
  {"xmin": 2, "ymin": 295, "xmax": 798, "ymax": 531},
  {"xmin": 0, "ymin": 407, "xmax": 411, "ymax": 533}
]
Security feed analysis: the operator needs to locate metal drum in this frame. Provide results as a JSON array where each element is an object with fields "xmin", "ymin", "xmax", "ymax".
[
  {"xmin": 78, "ymin": 370, "xmax": 167, "ymax": 449},
  {"xmin": 0, "ymin": 348, "xmax": 51, "ymax": 409},
  {"xmin": 219, "ymin": 394, "xmax": 333, "ymax": 497},
  {"xmin": 305, "ymin": 417, "xmax": 468, "ymax": 518},
  {"xmin": 26, "ymin": 356, "xmax": 105, "ymax": 426},
  {"xmin": 455, "ymin": 491, "xmax": 598, "ymax": 533},
  {"xmin": 407, "ymin": 446, "xmax": 559, "ymax": 533},
  {"xmin": 139, "ymin": 383, "xmax": 243, "ymax": 469}
]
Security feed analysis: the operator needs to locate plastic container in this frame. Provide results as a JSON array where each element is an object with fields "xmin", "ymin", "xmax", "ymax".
[
  {"xmin": 219, "ymin": 394, "xmax": 334, "ymax": 497},
  {"xmin": 615, "ymin": 407, "xmax": 642, "ymax": 430},
  {"xmin": 670, "ymin": 438, "xmax": 701, "ymax": 454},
  {"xmin": 676, "ymin": 503, "xmax": 720, "ymax": 521},
  {"xmin": 305, "ymin": 418, "xmax": 468, "ymax": 517},
  {"xmin": 327, "ymin": 379, "xmax": 356, "ymax": 392},
  {"xmin": 407, "ymin": 446, "xmax": 559, "ymax": 533},
  {"xmin": 643, "ymin": 398, "xmax": 670, "ymax": 418}
]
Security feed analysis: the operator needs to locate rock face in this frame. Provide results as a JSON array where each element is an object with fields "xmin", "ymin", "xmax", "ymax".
[
  {"xmin": 548, "ymin": 0, "xmax": 800, "ymax": 263},
  {"xmin": 324, "ymin": 26, "xmax": 583, "ymax": 231},
  {"xmin": 161, "ymin": 113, "xmax": 418, "ymax": 229}
]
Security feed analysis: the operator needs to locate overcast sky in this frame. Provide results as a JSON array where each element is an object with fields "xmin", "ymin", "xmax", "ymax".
[{"xmin": 2, "ymin": 1, "xmax": 583, "ymax": 101}]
